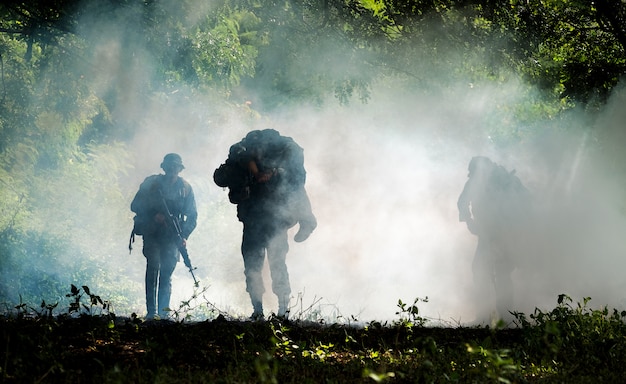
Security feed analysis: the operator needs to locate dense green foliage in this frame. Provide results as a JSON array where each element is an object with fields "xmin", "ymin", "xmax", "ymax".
[{"xmin": 3, "ymin": 291, "xmax": 626, "ymax": 382}]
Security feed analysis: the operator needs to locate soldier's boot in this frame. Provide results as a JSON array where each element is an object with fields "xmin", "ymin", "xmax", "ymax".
[
  {"xmin": 158, "ymin": 289, "xmax": 172, "ymax": 320},
  {"xmin": 294, "ymin": 215, "xmax": 317, "ymax": 243},
  {"xmin": 277, "ymin": 295, "xmax": 290, "ymax": 319},
  {"xmin": 146, "ymin": 287, "xmax": 157, "ymax": 320},
  {"xmin": 251, "ymin": 299, "xmax": 264, "ymax": 321}
]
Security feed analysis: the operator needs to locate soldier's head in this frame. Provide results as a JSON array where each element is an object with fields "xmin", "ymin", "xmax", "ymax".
[
  {"xmin": 244, "ymin": 128, "xmax": 280, "ymax": 155},
  {"xmin": 468, "ymin": 156, "xmax": 493, "ymax": 177},
  {"xmin": 161, "ymin": 153, "xmax": 185, "ymax": 174}
]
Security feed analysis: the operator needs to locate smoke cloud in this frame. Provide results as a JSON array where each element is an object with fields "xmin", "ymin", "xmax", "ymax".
[
  {"xmin": 117, "ymin": 78, "xmax": 626, "ymax": 324},
  {"xmin": 7, "ymin": 1, "xmax": 626, "ymax": 324}
]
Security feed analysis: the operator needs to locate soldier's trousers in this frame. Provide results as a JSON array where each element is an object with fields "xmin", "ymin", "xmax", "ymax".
[
  {"xmin": 241, "ymin": 217, "xmax": 291, "ymax": 310},
  {"xmin": 143, "ymin": 236, "xmax": 178, "ymax": 318},
  {"xmin": 472, "ymin": 236, "xmax": 514, "ymax": 321}
]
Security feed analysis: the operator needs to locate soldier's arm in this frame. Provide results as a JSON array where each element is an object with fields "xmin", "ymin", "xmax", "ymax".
[
  {"xmin": 181, "ymin": 186, "xmax": 198, "ymax": 239},
  {"xmin": 457, "ymin": 181, "xmax": 473, "ymax": 222}
]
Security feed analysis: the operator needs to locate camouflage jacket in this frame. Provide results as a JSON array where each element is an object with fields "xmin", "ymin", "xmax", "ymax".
[{"xmin": 130, "ymin": 174, "xmax": 197, "ymax": 239}]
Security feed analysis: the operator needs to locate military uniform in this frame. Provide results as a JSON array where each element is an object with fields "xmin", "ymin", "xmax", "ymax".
[
  {"xmin": 215, "ymin": 129, "xmax": 316, "ymax": 319},
  {"xmin": 458, "ymin": 156, "xmax": 531, "ymax": 322},
  {"xmin": 131, "ymin": 154, "xmax": 197, "ymax": 319}
]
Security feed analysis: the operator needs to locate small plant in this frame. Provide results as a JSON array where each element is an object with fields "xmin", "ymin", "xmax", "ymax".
[
  {"xmin": 66, "ymin": 284, "xmax": 112, "ymax": 317},
  {"xmin": 12, "ymin": 295, "xmax": 33, "ymax": 318},
  {"xmin": 287, "ymin": 291, "xmax": 348, "ymax": 324},
  {"xmin": 167, "ymin": 284, "xmax": 225, "ymax": 322},
  {"xmin": 466, "ymin": 344, "xmax": 521, "ymax": 383},
  {"xmin": 395, "ymin": 297, "xmax": 429, "ymax": 328},
  {"xmin": 38, "ymin": 300, "xmax": 59, "ymax": 318},
  {"xmin": 269, "ymin": 321, "xmax": 301, "ymax": 357}
]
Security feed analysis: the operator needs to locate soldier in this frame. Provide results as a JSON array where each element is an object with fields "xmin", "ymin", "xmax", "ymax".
[
  {"xmin": 214, "ymin": 129, "xmax": 317, "ymax": 319},
  {"xmin": 457, "ymin": 156, "xmax": 532, "ymax": 323},
  {"xmin": 131, "ymin": 153, "xmax": 197, "ymax": 320}
]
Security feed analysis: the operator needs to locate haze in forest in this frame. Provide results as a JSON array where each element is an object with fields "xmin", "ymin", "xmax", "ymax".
[
  {"xmin": 5, "ymin": 1, "xmax": 626, "ymax": 324},
  {"xmin": 121, "ymin": 80, "xmax": 626, "ymax": 324}
]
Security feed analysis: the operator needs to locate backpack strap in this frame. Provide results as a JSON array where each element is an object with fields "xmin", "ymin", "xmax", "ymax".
[{"xmin": 128, "ymin": 229, "xmax": 135, "ymax": 253}]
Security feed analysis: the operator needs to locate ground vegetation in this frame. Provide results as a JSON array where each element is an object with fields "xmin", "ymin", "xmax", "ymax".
[{"xmin": 2, "ymin": 288, "xmax": 626, "ymax": 383}]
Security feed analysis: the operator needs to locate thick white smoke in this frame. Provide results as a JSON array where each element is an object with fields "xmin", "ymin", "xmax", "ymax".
[
  {"xmin": 117, "ymin": 78, "xmax": 626, "ymax": 325},
  {"xmin": 11, "ymin": 1, "xmax": 626, "ymax": 324}
]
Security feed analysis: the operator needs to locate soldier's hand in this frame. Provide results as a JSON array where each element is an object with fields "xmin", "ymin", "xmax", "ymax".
[{"xmin": 256, "ymin": 170, "xmax": 275, "ymax": 183}]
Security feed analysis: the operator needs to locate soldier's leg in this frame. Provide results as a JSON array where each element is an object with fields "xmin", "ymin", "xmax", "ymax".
[
  {"xmin": 157, "ymin": 242, "xmax": 179, "ymax": 318},
  {"xmin": 267, "ymin": 229, "xmax": 291, "ymax": 317},
  {"xmin": 143, "ymin": 237, "xmax": 160, "ymax": 318},
  {"xmin": 494, "ymin": 258, "xmax": 515, "ymax": 322},
  {"xmin": 472, "ymin": 237, "xmax": 496, "ymax": 322},
  {"xmin": 242, "ymin": 222, "xmax": 267, "ymax": 318}
]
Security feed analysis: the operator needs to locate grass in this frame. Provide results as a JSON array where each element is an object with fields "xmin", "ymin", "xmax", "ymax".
[{"xmin": 2, "ymin": 288, "xmax": 626, "ymax": 383}]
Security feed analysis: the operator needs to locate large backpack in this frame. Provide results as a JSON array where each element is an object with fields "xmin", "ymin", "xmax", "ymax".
[
  {"xmin": 129, "ymin": 175, "xmax": 189, "ymax": 251},
  {"xmin": 486, "ymin": 165, "xmax": 532, "ymax": 227},
  {"xmin": 214, "ymin": 131, "xmax": 306, "ymax": 204}
]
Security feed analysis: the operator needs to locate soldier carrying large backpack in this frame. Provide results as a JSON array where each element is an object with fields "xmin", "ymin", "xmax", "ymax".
[
  {"xmin": 214, "ymin": 129, "xmax": 317, "ymax": 319},
  {"xmin": 458, "ymin": 156, "xmax": 532, "ymax": 324},
  {"xmin": 131, "ymin": 153, "xmax": 198, "ymax": 320}
]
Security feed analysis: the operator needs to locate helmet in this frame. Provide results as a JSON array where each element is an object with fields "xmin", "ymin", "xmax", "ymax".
[
  {"xmin": 468, "ymin": 156, "xmax": 493, "ymax": 176},
  {"xmin": 161, "ymin": 153, "xmax": 185, "ymax": 170},
  {"xmin": 244, "ymin": 128, "xmax": 280, "ymax": 152}
]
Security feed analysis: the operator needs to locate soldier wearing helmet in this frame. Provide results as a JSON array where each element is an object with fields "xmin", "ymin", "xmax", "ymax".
[
  {"xmin": 131, "ymin": 153, "xmax": 198, "ymax": 320},
  {"xmin": 458, "ymin": 156, "xmax": 532, "ymax": 324}
]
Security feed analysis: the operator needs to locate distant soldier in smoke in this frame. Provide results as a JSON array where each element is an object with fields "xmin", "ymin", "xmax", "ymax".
[
  {"xmin": 214, "ymin": 129, "xmax": 317, "ymax": 320},
  {"xmin": 457, "ymin": 156, "xmax": 532, "ymax": 323},
  {"xmin": 131, "ymin": 153, "xmax": 198, "ymax": 320}
]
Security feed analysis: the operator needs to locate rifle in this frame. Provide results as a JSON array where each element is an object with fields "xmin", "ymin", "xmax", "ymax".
[{"xmin": 159, "ymin": 191, "xmax": 199, "ymax": 286}]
